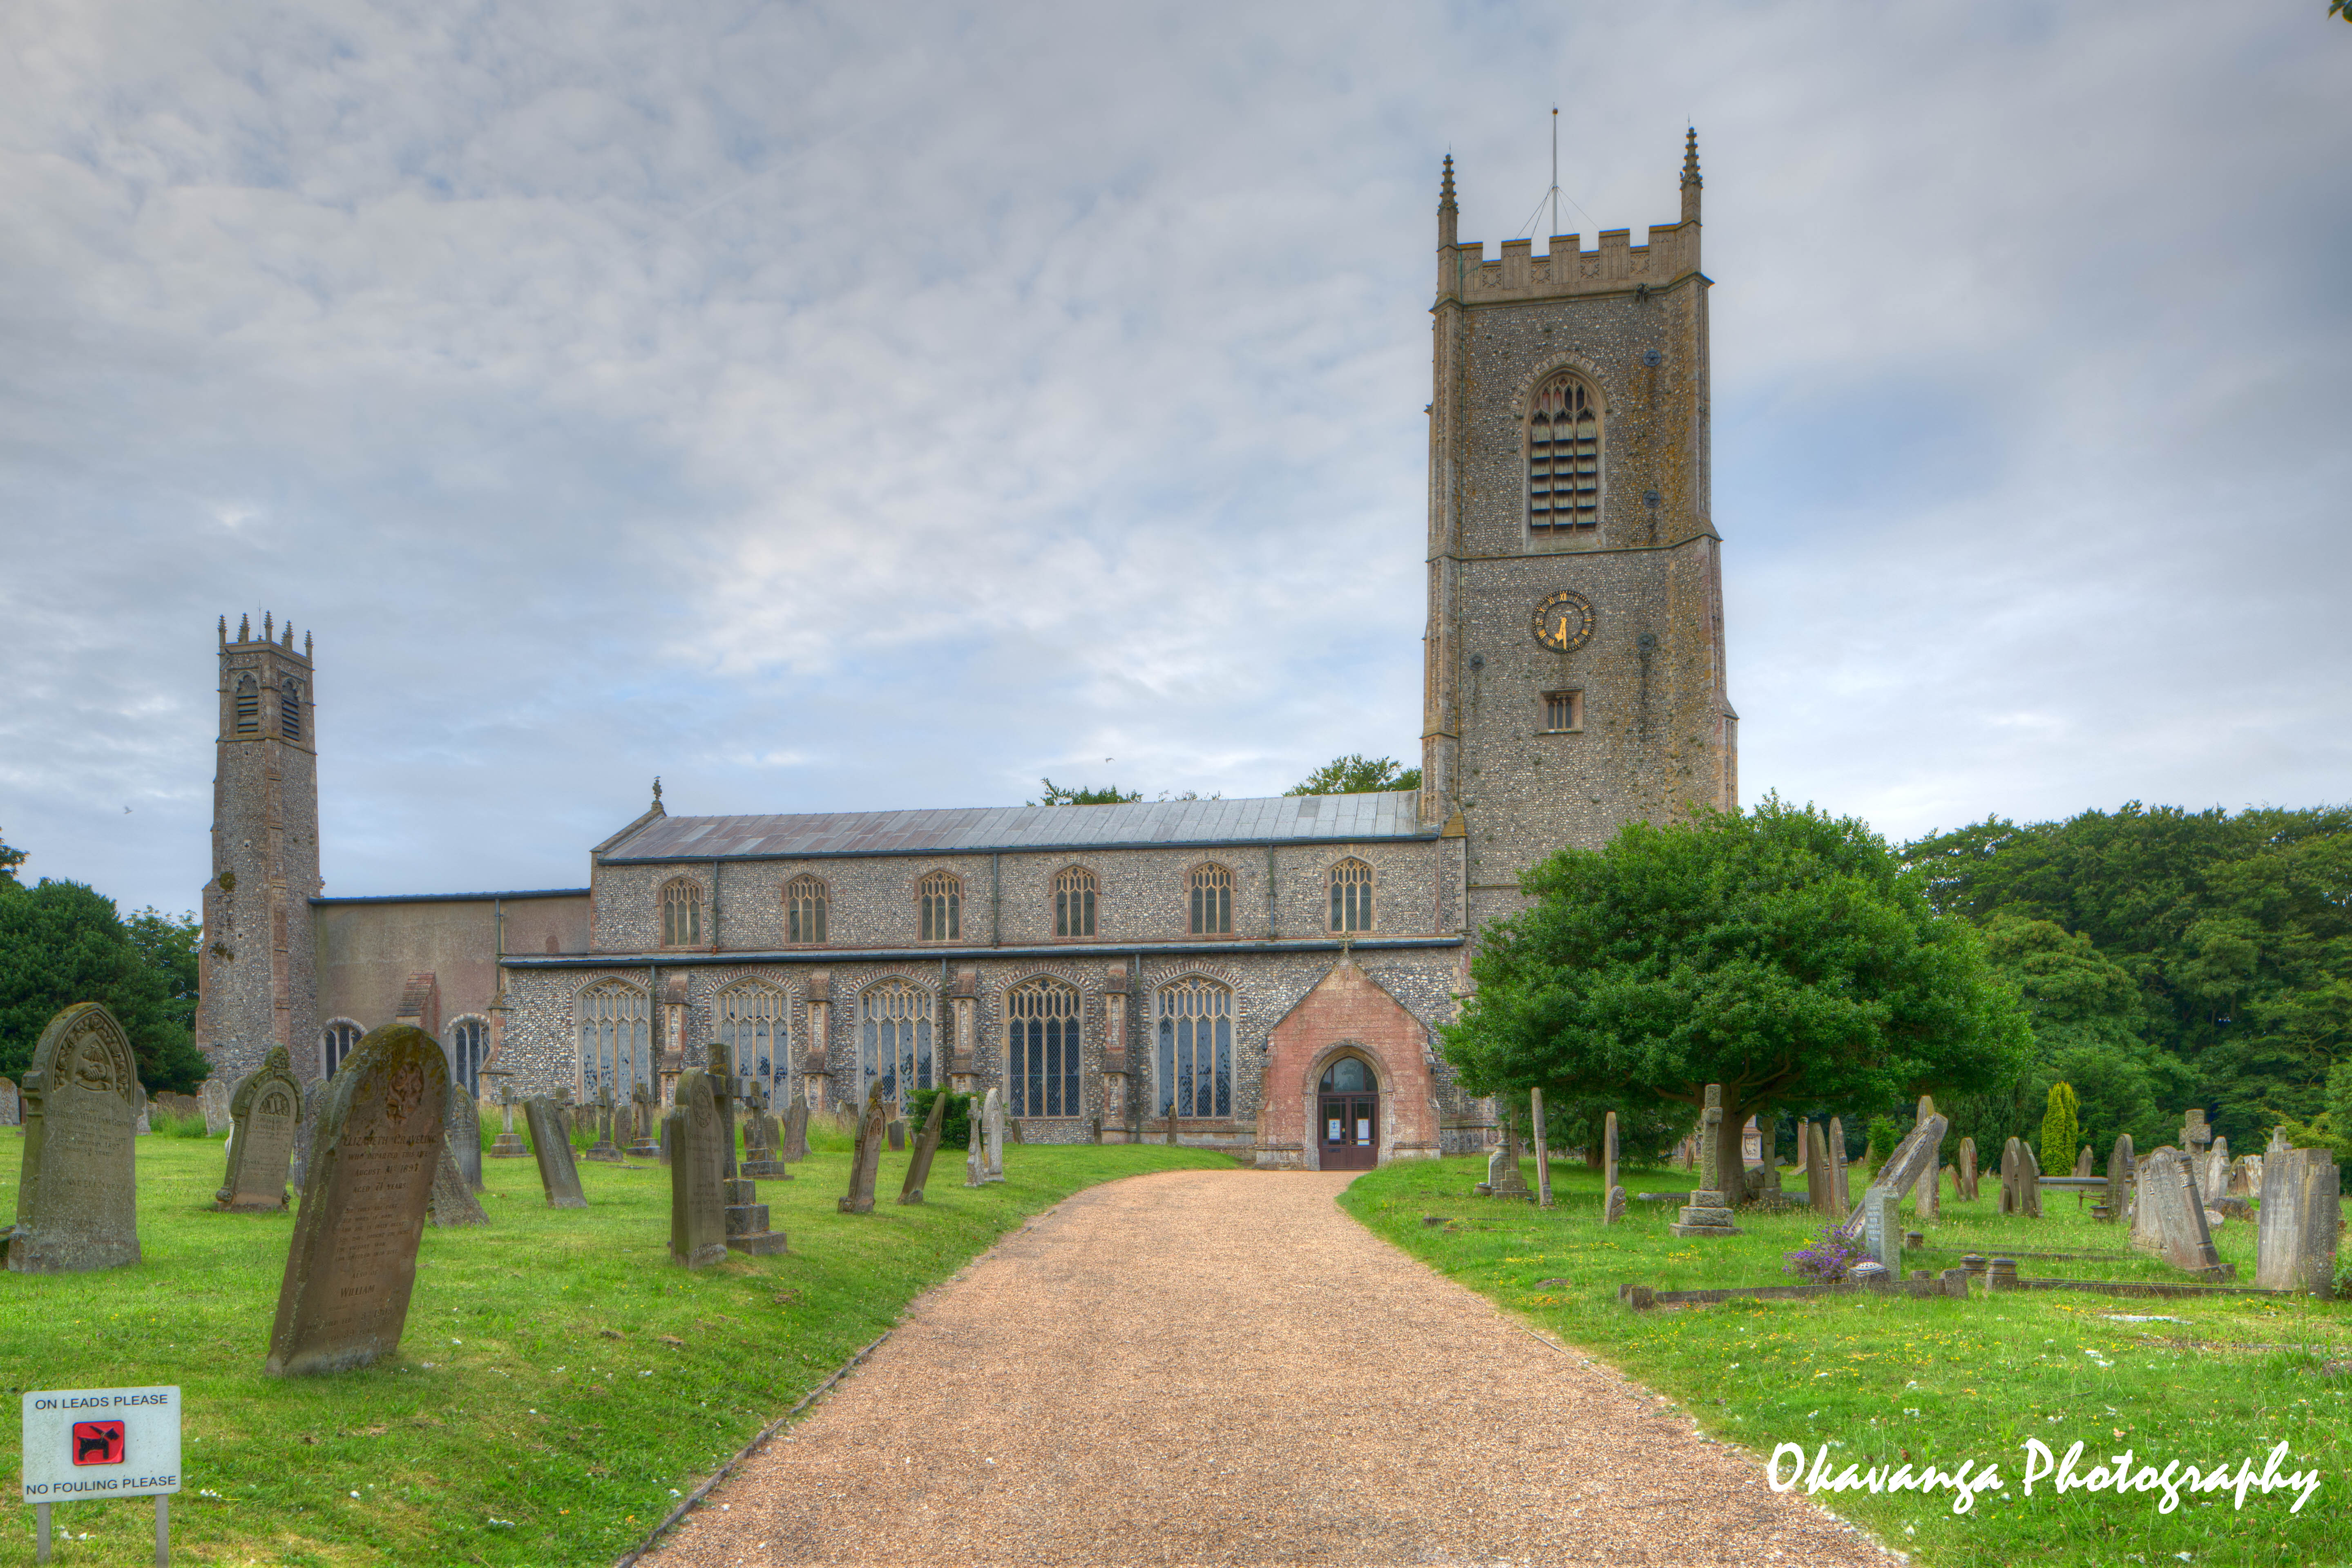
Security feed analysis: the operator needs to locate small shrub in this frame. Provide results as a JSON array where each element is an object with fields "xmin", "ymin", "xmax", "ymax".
[
  {"xmin": 1865, "ymin": 1114, "xmax": 1903, "ymax": 1172},
  {"xmin": 906, "ymin": 1088, "xmax": 973, "ymax": 1148},
  {"xmin": 162, "ymin": 1112, "xmax": 214, "ymax": 1139},
  {"xmin": 1783, "ymin": 1225, "xmax": 1871, "ymax": 1283}
]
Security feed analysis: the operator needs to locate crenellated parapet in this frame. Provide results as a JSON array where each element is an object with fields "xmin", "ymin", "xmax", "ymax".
[{"xmin": 1444, "ymin": 221, "xmax": 1701, "ymax": 305}]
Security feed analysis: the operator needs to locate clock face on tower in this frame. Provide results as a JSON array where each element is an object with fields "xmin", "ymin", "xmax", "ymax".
[{"xmin": 1532, "ymin": 590, "xmax": 1596, "ymax": 652}]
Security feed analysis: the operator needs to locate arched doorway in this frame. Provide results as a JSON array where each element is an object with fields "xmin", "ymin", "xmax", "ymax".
[{"xmin": 1317, "ymin": 1056, "xmax": 1379, "ymax": 1170}]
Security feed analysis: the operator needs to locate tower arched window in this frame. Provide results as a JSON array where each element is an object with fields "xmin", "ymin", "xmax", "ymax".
[
  {"xmin": 321, "ymin": 1019, "xmax": 361, "ymax": 1077},
  {"xmin": 785, "ymin": 875, "xmax": 829, "ymax": 945},
  {"xmin": 718, "ymin": 982, "xmax": 788, "ymax": 1102},
  {"xmin": 1329, "ymin": 858, "xmax": 1375, "ymax": 933},
  {"xmin": 450, "ymin": 1016, "xmax": 488, "ymax": 1096},
  {"xmin": 660, "ymin": 878, "xmax": 705, "ymax": 947},
  {"xmin": 1053, "ymin": 867, "xmax": 1097, "ymax": 938},
  {"xmin": 860, "ymin": 980, "xmax": 934, "ymax": 1108},
  {"xmin": 1156, "ymin": 978, "xmax": 1232, "ymax": 1119},
  {"xmin": 279, "ymin": 677, "xmax": 303, "ymax": 742},
  {"xmin": 234, "ymin": 673, "xmax": 259, "ymax": 737},
  {"xmin": 1528, "ymin": 372, "xmax": 1600, "ymax": 531},
  {"xmin": 578, "ymin": 979, "xmax": 651, "ymax": 1096},
  {"xmin": 1007, "ymin": 979, "xmax": 1082, "ymax": 1117},
  {"xmin": 1188, "ymin": 863, "xmax": 1233, "ymax": 936},
  {"xmin": 919, "ymin": 871, "xmax": 961, "ymax": 942}
]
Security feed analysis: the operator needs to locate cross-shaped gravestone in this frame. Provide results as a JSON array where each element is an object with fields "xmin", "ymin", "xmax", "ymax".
[{"xmin": 706, "ymin": 1042, "xmax": 757, "ymax": 1180}]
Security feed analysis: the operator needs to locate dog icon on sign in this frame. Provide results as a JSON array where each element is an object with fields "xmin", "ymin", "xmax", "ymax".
[{"xmin": 71, "ymin": 1421, "xmax": 125, "ymax": 1466}]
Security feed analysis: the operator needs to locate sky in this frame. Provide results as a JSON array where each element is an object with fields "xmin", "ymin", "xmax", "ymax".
[{"xmin": 2, "ymin": 1, "xmax": 2347, "ymax": 917}]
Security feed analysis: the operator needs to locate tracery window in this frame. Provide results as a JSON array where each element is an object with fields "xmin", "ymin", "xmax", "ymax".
[
  {"xmin": 1007, "ymin": 979, "xmax": 1082, "ymax": 1117},
  {"xmin": 1528, "ymin": 372, "xmax": 1600, "ymax": 530},
  {"xmin": 322, "ymin": 1019, "xmax": 361, "ymax": 1077},
  {"xmin": 1053, "ymin": 867, "xmax": 1097, "ymax": 938},
  {"xmin": 1156, "ymin": 978, "xmax": 1232, "ymax": 1119},
  {"xmin": 280, "ymin": 677, "xmax": 303, "ymax": 742},
  {"xmin": 785, "ymin": 874, "xmax": 829, "ymax": 944},
  {"xmin": 1543, "ymin": 690, "xmax": 1584, "ymax": 733},
  {"xmin": 1329, "ymin": 858, "xmax": 1374, "ymax": 934},
  {"xmin": 660, "ymin": 878, "xmax": 705, "ymax": 947},
  {"xmin": 718, "ymin": 982, "xmax": 788, "ymax": 1103},
  {"xmin": 578, "ymin": 979, "xmax": 652, "ymax": 1096},
  {"xmin": 860, "ymin": 980, "xmax": 934, "ymax": 1107},
  {"xmin": 1187, "ymin": 863, "xmax": 1233, "ymax": 936},
  {"xmin": 450, "ymin": 1016, "xmax": 488, "ymax": 1096},
  {"xmin": 919, "ymin": 871, "xmax": 960, "ymax": 942},
  {"xmin": 234, "ymin": 673, "xmax": 259, "ymax": 737}
]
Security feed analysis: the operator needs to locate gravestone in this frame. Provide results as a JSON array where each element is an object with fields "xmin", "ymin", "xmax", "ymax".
[
  {"xmin": 487, "ymin": 1079, "xmax": 527, "ymax": 1158},
  {"xmin": 585, "ymin": 1086, "xmax": 623, "ymax": 1163},
  {"xmin": 2018, "ymin": 1142, "xmax": 2044, "ymax": 1217},
  {"xmin": 1530, "ymin": 1090, "xmax": 1553, "ymax": 1208},
  {"xmin": 840, "ymin": 1092, "xmax": 889, "ymax": 1214},
  {"xmin": 740, "ymin": 1090, "xmax": 791, "ymax": 1179},
  {"xmin": 666, "ymin": 1070, "xmax": 728, "ymax": 1268},
  {"xmin": 1911, "ymin": 1097, "xmax": 1939, "ymax": 1222},
  {"xmin": 965, "ymin": 1117, "xmax": 985, "ymax": 1188},
  {"xmin": 982, "ymin": 1087, "xmax": 1006, "ymax": 1183},
  {"xmin": 2135, "ymin": 1148, "xmax": 2221, "ymax": 1275},
  {"xmin": 1998, "ymin": 1137, "xmax": 2023, "ymax": 1215},
  {"xmin": 780, "ymin": 1090, "xmax": 811, "ymax": 1162},
  {"xmin": 7, "ymin": 1003, "xmax": 142, "ymax": 1274},
  {"xmin": 1861, "ymin": 1189, "xmax": 1903, "ymax": 1269},
  {"xmin": 2183, "ymin": 1109, "xmax": 2211, "ymax": 1155},
  {"xmin": 428, "ymin": 1132, "xmax": 490, "ymax": 1227},
  {"xmin": 1740, "ymin": 1114, "xmax": 1762, "ymax": 1168},
  {"xmin": 1861, "ymin": 1112, "xmax": 1949, "ymax": 1230},
  {"xmin": 2104, "ymin": 1134, "xmax": 2135, "ymax": 1225},
  {"xmin": 628, "ymin": 1081, "xmax": 661, "ymax": 1159},
  {"xmin": 1669, "ymin": 1085, "xmax": 1740, "ymax": 1237},
  {"xmin": 215, "ymin": 1047, "xmax": 304, "ymax": 1213},
  {"xmin": 287, "ymin": 1079, "xmax": 325, "ymax": 1188},
  {"xmin": 1486, "ymin": 1117, "xmax": 1532, "ymax": 1200},
  {"xmin": 1602, "ymin": 1109, "xmax": 1623, "ymax": 1224},
  {"xmin": 2232, "ymin": 1154, "xmax": 2261, "ymax": 1199},
  {"xmin": 200, "ymin": 1077, "xmax": 232, "ymax": 1135},
  {"xmin": 899, "ymin": 1090, "xmax": 949, "ymax": 1204},
  {"xmin": 2131, "ymin": 1146, "xmax": 2175, "ymax": 1248},
  {"xmin": 525, "ymin": 1098, "xmax": 588, "ymax": 1209},
  {"xmin": 0, "ymin": 1074, "xmax": 17, "ymax": 1126},
  {"xmin": 2268, "ymin": 1126, "xmax": 2292, "ymax": 1158},
  {"xmin": 1816, "ymin": 1124, "xmax": 1847, "ymax": 1220},
  {"xmin": 132, "ymin": 1084, "xmax": 150, "ymax": 1136},
  {"xmin": 2202, "ymin": 1137, "xmax": 2231, "ymax": 1204},
  {"xmin": 887, "ymin": 1117, "xmax": 907, "ymax": 1153},
  {"xmin": 446, "ymin": 1081, "xmax": 484, "ymax": 1194},
  {"xmin": 1802, "ymin": 1121, "xmax": 1829, "ymax": 1213},
  {"xmin": 264, "ymin": 1024, "xmax": 446, "ymax": 1375},
  {"xmin": 2255, "ymin": 1148, "xmax": 2340, "ymax": 1296},
  {"xmin": 1957, "ymin": 1137, "xmax": 1977, "ymax": 1201},
  {"xmin": 2073, "ymin": 1144, "xmax": 2095, "ymax": 1179}
]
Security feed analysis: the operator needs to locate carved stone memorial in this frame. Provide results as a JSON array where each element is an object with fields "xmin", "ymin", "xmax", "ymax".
[
  {"xmin": 982, "ymin": 1086, "xmax": 1007, "ymax": 1183},
  {"xmin": 429, "ymin": 1131, "xmax": 490, "ymax": 1228},
  {"xmin": 1669, "ymin": 1085, "xmax": 1740, "ymax": 1238},
  {"xmin": 7, "ymin": 1003, "xmax": 142, "ymax": 1274},
  {"xmin": 200, "ymin": 1077, "xmax": 232, "ymax": 1135},
  {"xmin": 2135, "ymin": 1148, "xmax": 2221, "ymax": 1275},
  {"xmin": 215, "ymin": 1047, "xmax": 304, "ymax": 1213},
  {"xmin": 525, "ymin": 1097, "xmax": 588, "ymax": 1209},
  {"xmin": 1530, "ymin": 1089, "xmax": 1553, "ymax": 1208},
  {"xmin": 780, "ymin": 1091, "xmax": 811, "ymax": 1162},
  {"xmin": 840, "ymin": 1092, "xmax": 889, "ymax": 1214},
  {"xmin": 1602, "ymin": 1108, "xmax": 1623, "ymax": 1224},
  {"xmin": 446, "ymin": 1081, "xmax": 485, "ymax": 1194},
  {"xmin": 2105, "ymin": 1134, "xmax": 2135, "ymax": 1224},
  {"xmin": 1957, "ymin": 1136, "xmax": 1978, "ymax": 1202},
  {"xmin": 264, "ymin": 1024, "xmax": 445, "ymax": 1375},
  {"xmin": 666, "ymin": 1070, "xmax": 728, "ymax": 1267},
  {"xmin": 899, "ymin": 1090, "xmax": 949, "ymax": 1204},
  {"xmin": 2255, "ymin": 1148, "xmax": 2340, "ymax": 1296},
  {"xmin": 1486, "ymin": 1118, "xmax": 1532, "ymax": 1200},
  {"xmin": 0, "ymin": 1074, "xmax": 18, "ymax": 1127},
  {"xmin": 1911, "ymin": 1097, "xmax": 1939, "ymax": 1222}
]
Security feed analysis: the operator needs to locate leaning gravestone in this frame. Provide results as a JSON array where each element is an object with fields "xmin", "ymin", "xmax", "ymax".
[
  {"xmin": 0, "ymin": 1074, "xmax": 19, "ymax": 1127},
  {"xmin": 264, "ymin": 1024, "xmax": 446, "ymax": 1375},
  {"xmin": 1957, "ymin": 1137, "xmax": 1978, "ymax": 1202},
  {"xmin": 899, "ymin": 1090, "xmax": 949, "ymax": 1205},
  {"xmin": 2073, "ymin": 1144, "xmax": 2096, "ymax": 1179},
  {"xmin": 525, "ymin": 1097, "xmax": 588, "ymax": 1209},
  {"xmin": 132, "ymin": 1083, "xmax": 151, "ymax": 1136},
  {"xmin": 780, "ymin": 1091, "xmax": 811, "ymax": 1162},
  {"xmin": 2256, "ymin": 1148, "xmax": 2341, "ymax": 1296},
  {"xmin": 1999, "ymin": 1137, "xmax": 2024, "ymax": 1215},
  {"xmin": 2104, "ymin": 1134, "xmax": 2135, "ymax": 1224},
  {"xmin": 840, "ymin": 1092, "xmax": 889, "ymax": 1214},
  {"xmin": 1860, "ymin": 1112, "xmax": 1948, "ymax": 1225},
  {"xmin": 982, "ymin": 1087, "xmax": 1007, "ymax": 1183},
  {"xmin": 1669, "ymin": 1085, "xmax": 1740, "ymax": 1238},
  {"xmin": 1530, "ymin": 1089, "xmax": 1554, "ymax": 1208},
  {"xmin": 1602, "ymin": 1109, "xmax": 1624, "ymax": 1225},
  {"xmin": 2135, "ymin": 1148, "xmax": 2221, "ymax": 1275},
  {"xmin": 446, "ymin": 1081, "xmax": 484, "ymax": 1194},
  {"xmin": 667, "ymin": 1070, "xmax": 728, "ymax": 1268},
  {"xmin": 1912, "ymin": 1097, "xmax": 1939, "ymax": 1222},
  {"xmin": 1827, "ymin": 1116, "xmax": 1850, "ymax": 1211},
  {"xmin": 7, "ymin": 1003, "xmax": 142, "ymax": 1274},
  {"xmin": 215, "ymin": 1047, "xmax": 304, "ymax": 1212},
  {"xmin": 200, "ymin": 1077, "xmax": 232, "ymax": 1135},
  {"xmin": 2018, "ymin": 1141, "xmax": 2044, "ymax": 1217},
  {"xmin": 1803, "ymin": 1121, "xmax": 1831, "ymax": 1213},
  {"xmin": 965, "ymin": 1112, "xmax": 986, "ymax": 1188},
  {"xmin": 1814, "ymin": 1123, "xmax": 1848, "ymax": 1220},
  {"xmin": 428, "ymin": 1132, "xmax": 489, "ymax": 1228}
]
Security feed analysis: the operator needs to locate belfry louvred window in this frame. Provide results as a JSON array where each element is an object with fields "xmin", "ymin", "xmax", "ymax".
[
  {"xmin": 1528, "ymin": 373, "xmax": 1599, "ymax": 530},
  {"xmin": 660, "ymin": 878, "xmax": 704, "ymax": 947},
  {"xmin": 279, "ymin": 678, "xmax": 302, "ymax": 742},
  {"xmin": 234, "ymin": 674, "xmax": 259, "ymax": 737}
]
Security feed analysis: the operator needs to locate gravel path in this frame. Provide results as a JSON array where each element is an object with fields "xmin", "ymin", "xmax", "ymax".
[{"xmin": 644, "ymin": 1169, "xmax": 1897, "ymax": 1567}]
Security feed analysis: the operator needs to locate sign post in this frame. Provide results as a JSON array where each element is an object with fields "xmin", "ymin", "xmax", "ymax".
[{"xmin": 20, "ymin": 1386, "xmax": 181, "ymax": 1565}]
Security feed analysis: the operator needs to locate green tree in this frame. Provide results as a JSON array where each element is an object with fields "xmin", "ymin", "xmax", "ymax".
[
  {"xmin": 1030, "ymin": 780, "xmax": 1143, "ymax": 806},
  {"xmin": 0, "ymin": 827, "xmax": 24, "ymax": 888},
  {"xmin": 1286, "ymin": 755, "xmax": 1421, "ymax": 796},
  {"xmin": 124, "ymin": 907, "xmax": 202, "ymax": 1043},
  {"xmin": 2040, "ymin": 1081, "xmax": 2081, "ymax": 1174},
  {"xmin": 0, "ymin": 879, "xmax": 210, "ymax": 1092},
  {"xmin": 1444, "ymin": 797, "xmax": 2031, "ymax": 1201}
]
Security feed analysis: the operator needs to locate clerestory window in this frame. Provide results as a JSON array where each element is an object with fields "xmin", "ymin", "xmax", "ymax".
[
  {"xmin": 1528, "ymin": 372, "xmax": 1600, "ymax": 530},
  {"xmin": 919, "ymin": 871, "xmax": 961, "ymax": 942},
  {"xmin": 659, "ymin": 878, "xmax": 705, "ymax": 947},
  {"xmin": 1053, "ymin": 867, "xmax": 1097, "ymax": 938},
  {"xmin": 785, "ymin": 875, "xmax": 829, "ymax": 945},
  {"xmin": 1188, "ymin": 863, "xmax": 1233, "ymax": 937},
  {"xmin": 1329, "ymin": 858, "xmax": 1374, "ymax": 934}
]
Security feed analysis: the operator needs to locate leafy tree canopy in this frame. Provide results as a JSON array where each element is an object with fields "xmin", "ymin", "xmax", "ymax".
[
  {"xmin": 0, "ymin": 878, "xmax": 212, "ymax": 1092},
  {"xmin": 1030, "ymin": 780, "xmax": 1143, "ymax": 806},
  {"xmin": 1285, "ymin": 755, "xmax": 1421, "ymax": 796},
  {"xmin": 1445, "ymin": 796, "xmax": 2030, "ymax": 1197},
  {"xmin": 0, "ymin": 827, "xmax": 24, "ymax": 888}
]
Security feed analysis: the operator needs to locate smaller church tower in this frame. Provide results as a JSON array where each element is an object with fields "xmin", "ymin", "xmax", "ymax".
[{"xmin": 197, "ymin": 613, "xmax": 323, "ymax": 1081}]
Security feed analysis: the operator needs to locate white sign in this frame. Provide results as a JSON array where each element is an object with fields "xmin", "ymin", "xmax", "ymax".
[
  {"xmin": 1327, "ymin": 1119, "xmax": 1342, "ymax": 1141},
  {"xmin": 1356, "ymin": 1119, "xmax": 1371, "ymax": 1142},
  {"xmin": 21, "ymin": 1387, "xmax": 181, "ymax": 1501}
]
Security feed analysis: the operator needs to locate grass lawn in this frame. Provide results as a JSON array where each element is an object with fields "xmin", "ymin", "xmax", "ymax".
[
  {"xmin": 1341, "ymin": 1154, "xmax": 2352, "ymax": 1568},
  {"xmin": 2, "ymin": 1121, "xmax": 1231, "ymax": 1566}
]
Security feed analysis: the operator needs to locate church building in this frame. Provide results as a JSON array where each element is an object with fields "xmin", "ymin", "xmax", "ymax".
[{"xmin": 194, "ymin": 138, "xmax": 1736, "ymax": 1169}]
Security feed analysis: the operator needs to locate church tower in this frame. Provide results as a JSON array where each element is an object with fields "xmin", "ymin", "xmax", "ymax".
[
  {"xmin": 1420, "ymin": 134, "xmax": 1737, "ymax": 934},
  {"xmin": 197, "ymin": 613, "xmax": 323, "ymax": 1081}
]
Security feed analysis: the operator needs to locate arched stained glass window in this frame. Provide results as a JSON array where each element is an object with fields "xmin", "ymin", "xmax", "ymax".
[
  {"xmin": 660, "ymin": 878, "xmax": 704, "ymax": 947},
  {"xmin": 1157, "ymin": 978, "xmax": 1232, "ymax": 1119},
  {"xmin": 719, "ymin": 983, "xmax": 788, "ymax": 1103},
  {"xmin": 1007, "ymin": 980, "xmax": 1081, "ymax": 1117},
  {"xmin": 578, "ymin": 979, "xmax": 651, "ymax": 1097},
  {"xmin": 785, "ymin": 875, "xmax": 828, "ymax": 944},
  {"xmin": 322, "ymin": 1019, "xmax": 361, "ymax": 1077},
  {"xmin": 450, "ymin": 1016, "xmax": 488, "ymax": 1096},
  {"xmin": 1188, "ymin": 864, "xmax": 1233, "ymax": 936},
  {"xmin": 919, "ymin": 871, "xmax": 961, "ymax": 942},
  {"xmin": 1053, "ymin": 867, "xmax": 1097, "ymax": 938},
  {"xmin": 860, "ymin": 980, "xmax": 934, "ymax": 1108},
  {"xmin": 1329, "ymin": 858, "xmax": 1374, "ymax": 933},
  {"xmin": 1528, "ymin": 372, "xmax": 1600, "ymax": 530}
]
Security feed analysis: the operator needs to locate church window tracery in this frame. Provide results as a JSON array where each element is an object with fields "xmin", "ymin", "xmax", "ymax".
[
  {"xmin": 919, "ymin": 871, "xmax": 960, "ymax": 942},
  {"xmin": 860, "ymin": 980, "xmax": 933, "ymax": 1107},
  {"xmin": 1528, "ymin": 372, "xmax": 1600, "ymax": 530},
  {"xmin": 1543, "ymin": 690, "xmax": 1584, "ymax": 732},
  {"xmin": 1329, "ymin": 858, "xmax": 1374, "ymax": 933},
  {"xmin": 322, "ymin": 1018, "xmax": 361, "ymax": 1077},
  {"xmin": 1188, "ymin": 863, "xmax": 1233, "ymax": 936},
  {"xmin": 578, "ymin": 979, "xmax": 651, "ymax": 1096},
  {"xmin": 1156, "ymin": 978, "xmax": 1232, "ymax": 1119},
  {"xmin": 660, "ymin": 878, "xmax": 704, "ymax": 947},
  {"xmin": 785, "ymin": 875, "xmax": 828, "ymax": 944},
  {"xmin": 718, "ymin": 982, "xmax": 788, "ymax": 1103},
  {"xmin": 449, "ymin": 1015, "xmax": 488, "ymax": 1096},
  {"xmin": 1007, "ymin": 979, "xmax": 1081, "ymax": 1117},
  {"xmin": 1053, "ymin": 867, "xmax": 1097, "ymax": 938}
]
